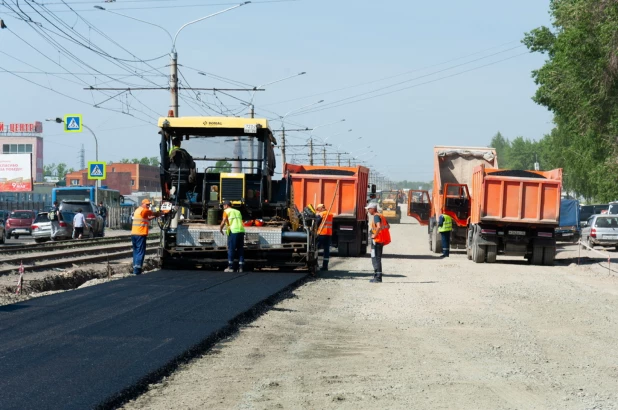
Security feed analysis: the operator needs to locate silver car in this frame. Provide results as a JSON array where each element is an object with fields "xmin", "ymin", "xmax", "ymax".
[
  {"xmin": 31, "ymin": 211, "xmax": 94, "ymax": 242},
  {"xmin": 32, "ymin": 212, "xmax": 52, "ymax": 243},
  {"xmin": 581, "ymin": 215, "xmax": 618, "ymax": 249}
]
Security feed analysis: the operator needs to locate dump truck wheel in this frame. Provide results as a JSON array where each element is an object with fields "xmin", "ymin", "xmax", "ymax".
[
  {"xmin": 486, "ymin": 245, "xmax": 497, "ymax": 263},
  {"xmin": 338, "ymin": 242, "xmax": 349, "ymax": 257},
  {"xmin": 532, "ymin": 245, "xmax": 544, "ymax": 265},
  {"xmin": 432, "ymin": 226, "xmax": 442, "ymax": 254},
  {"xmin": 543, "ymin": 247, "xmax": 555, "ymax": 266},
  {"xmin": 473, "ymin": 243, "xmax": 486, "ymax": 263}
]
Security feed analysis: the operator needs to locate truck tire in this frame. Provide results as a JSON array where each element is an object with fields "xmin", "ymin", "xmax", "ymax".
[
  {"xmin": 473, "ymin": 243, "xmax": 486, "ymax": 263},
  {"xmin": 543, "ymin": 247, "xmax": 555, "ymax": 266},
  {"xmin": 432, "ymin": 226, "xmax": 442, "ymax": 254},
  {"xmin": 532, "ymin": 245, "xmax": 544, "ymax": 265},
  {"xmin": 486, "ymin": 245, "xmax": 497, "ymax": 263},
  {"xmin": 338, "ymin": 242, "xmax": 349, "ymax": 257}
]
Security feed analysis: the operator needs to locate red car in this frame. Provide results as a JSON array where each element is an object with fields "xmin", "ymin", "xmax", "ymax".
[{"xmin": 5, "ymin": 210, "xmax": 36, "ymax": 239}]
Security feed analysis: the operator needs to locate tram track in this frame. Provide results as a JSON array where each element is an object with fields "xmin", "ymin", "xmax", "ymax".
[
  {"xmin": 0, "ymin": 239, "xmax": 159, "ymax": 276},
  {"xmin": 0, "ymin": 234, "xmax": 160, "ymax": 255}
]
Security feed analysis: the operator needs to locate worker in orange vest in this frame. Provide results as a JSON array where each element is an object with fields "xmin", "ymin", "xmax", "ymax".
[
  {"xmin": 316, "ymin": 204, "xmax": 334, "ymax": 271},
  {"xmin": 131, "ymin": 198, "xmax": 161, "ymax": 275},
  {"xmin": 366, "ymin": 202, "xmax": 391, "ymax": 283}
]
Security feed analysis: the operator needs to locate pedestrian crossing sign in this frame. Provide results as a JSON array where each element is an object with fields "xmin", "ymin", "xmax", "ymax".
[
  {"xmin": 88, "ymin": 161, "xmax": 106, "ymax": 180},
  {"xmin": 63, "ymin": 114, "xmax": 82, "ymax": 133}
]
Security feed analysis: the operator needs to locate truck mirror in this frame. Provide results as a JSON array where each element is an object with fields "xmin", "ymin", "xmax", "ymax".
[{"xmin": 371, "ymin": 184, "xmax": 376, "ymax": 194}]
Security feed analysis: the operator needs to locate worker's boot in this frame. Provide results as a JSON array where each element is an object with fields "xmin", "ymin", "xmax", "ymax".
[
  {"xmin": 224, "ymin": 266, "xmax": 234, "ymax": 273},
  {"xmin": 369, "ymin": 272, "xmax": 382, "ymax": 283},
  {"xmin": 238, "ymin": 263, "xmax": 244, "ymax": 273},
  {"xmin": 321, "ymin": 261, "xmax": 329, "ymax": 272}
]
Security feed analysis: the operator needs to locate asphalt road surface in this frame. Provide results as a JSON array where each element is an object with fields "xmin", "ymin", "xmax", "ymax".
[{"xmin": 0, "ymin": 269, "xmax": 306, "ymax": 410}]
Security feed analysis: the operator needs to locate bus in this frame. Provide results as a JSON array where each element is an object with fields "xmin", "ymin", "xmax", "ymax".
[
  {"xmin": 52, "ymin": 186, "xmax": 121, "ymax": 204},
  {"xmin": 51, "ymin": 186, "xmax": 124, "ymax": 228}
]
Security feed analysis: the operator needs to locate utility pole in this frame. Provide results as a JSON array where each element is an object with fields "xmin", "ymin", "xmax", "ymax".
[
  {"xmin": 281, "ymin": 127, "xmax": 287, "ymax": 166},
  {"xmin": 309, "ymin": 138, "xmax": 314, "ymax": 165},
  {"xmin": 337, "ymin": 152, "xmax": 341, "ymax": 166},
  {"xmin": 323, "ymin": 147, "xmax": 326, "ymax": 166},
  {"xmin": 170, "ymin": 52, "xmax": 178, "ymax": 117},
  {"xmin": 79, "ymin": 144, "xmax": 85, "ymax": 170},
  {"xmin": 348, "ymin": 158, "xmax": 351, "ymax": 167}
]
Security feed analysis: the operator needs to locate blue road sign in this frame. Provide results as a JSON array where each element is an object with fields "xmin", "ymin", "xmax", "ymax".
[
  {"xmin": 64, "ymin": 114, "xmax": 82, "ymax": 133},
  {"xmin": 88, "ymin": 161, "xmax": 106, "ymax": 180}
]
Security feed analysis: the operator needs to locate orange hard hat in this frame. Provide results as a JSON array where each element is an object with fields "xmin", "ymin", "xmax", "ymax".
[
  {"xmin": 243, "ymin": 220, "xmax": 254, "ymax": 227},
  {"xmin": 254, "ymin": 219, "xmax": 264, "ymax": 227}
]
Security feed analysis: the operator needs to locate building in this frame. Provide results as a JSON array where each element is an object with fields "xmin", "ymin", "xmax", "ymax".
[
  {"xmin": 0, "ymin": 121, "xmax": 44, "ymax": 182},
  {"xmin": 65, "ymin": 163, "xmax": 160, "ymax": 195}
]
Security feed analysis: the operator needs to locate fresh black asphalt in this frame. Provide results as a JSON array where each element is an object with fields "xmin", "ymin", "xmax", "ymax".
[{"xmin": 0, "ymin": 270, "xmax": 306, "ymax": 410}]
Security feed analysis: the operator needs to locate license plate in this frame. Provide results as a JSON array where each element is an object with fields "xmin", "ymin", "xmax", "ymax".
[
  {"xmin": 244, "ymin": 124, "xmax": 257, "ymax": 134},
  {"xmin": 562, "ymin": 233, "xmax": 573, "ymax": 236},
  {"xmin": 603, "ymin": 235, "xmax": 618, "ymax": 239},
  {"xmin": 15, "ymin": 229, "xmax": 28, "ymax": 233},
  {"xmin": 508, "ymin": 230, "xmax": 526, "ymax": 236}
]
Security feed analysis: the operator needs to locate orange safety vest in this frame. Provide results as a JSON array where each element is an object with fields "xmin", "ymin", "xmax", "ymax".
[
  {"xmin": 131, "ymin": 206, "xmax": 153, "ymax": 236},
  {"xmin": 371, "ymin": 213, "xmax": 391, "ymax": 245},
  {"xmin": 318, "ymin": 210, "xmax": 333, "ymax": 236}
]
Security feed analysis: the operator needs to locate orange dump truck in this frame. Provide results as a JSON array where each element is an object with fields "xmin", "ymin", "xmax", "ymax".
[
  {"xmin": 408, "ymin": 146, "xmax": 498, "ymax": 253},
  {"xmin": 467, "ymin": 166, "xmax": 562, "ymax": 265},
  {"xmin": 285, "ymin": 164, "xmax": 369, "ymax": 257}
]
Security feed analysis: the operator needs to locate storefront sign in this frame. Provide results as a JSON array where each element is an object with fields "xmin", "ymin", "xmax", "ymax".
[{"xmin": 0, "ymin": 122, "xmax": 43, "ymax": 133}]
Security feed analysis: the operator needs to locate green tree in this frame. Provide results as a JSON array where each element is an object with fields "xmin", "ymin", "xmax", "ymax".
[
  {"xmin": 149, "ymin": 156, "xmax": 159, "ymax": 166},
  {"xmin": 120, "ymin": 158, "xmax": 130, "ymax": 164},
  {"xmin": 56, "ymin": 163, "xmax": 69, "ymax": 180},
  {"xmin": 523, "ymin": 0, "xmax": 618, "ymax": 202},
  {"xmin": 44, "ymin": 163, "xmax": 56, "ymax": 177},
  {"xmin": 208, "ymin": 160, "xmax": 232, "ymax": 173},
  {"xmin": 489, "ymin": 132, "xmax": 511, "ymax": 168}
]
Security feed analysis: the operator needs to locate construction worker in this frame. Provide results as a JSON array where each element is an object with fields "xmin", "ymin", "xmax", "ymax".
[
  {"xmin": 438, "ymin": 213, "xmax": 453, "ymax": 258},
  {"xmin": 131, "ymin": 199, "xmax": 161, "ymax": 275},
  {"xmin": 169, "ymin": 136, "xmax": 197, "ymax": 186},
  {"xmin": 98, "ymin": 201, "xmax": 107, "ymax": 236},
  {"xmin": 49, "ymin": 201, "xmax": 60, "ymax": 240},
  {"xmin": 219, "ymin": 200, "xmax": 245, "ymax": 272},
  {"xmin": 366, "ymin": 202, "xmax": 391, "ymax": 283},
  {"xmin": 316, "ymin": 204, "xmax": 333, "ymax": 271}
]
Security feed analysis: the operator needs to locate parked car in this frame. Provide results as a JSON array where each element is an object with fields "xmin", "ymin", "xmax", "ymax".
[
  {"xmin": 5, "ymin": 210, "xmax": 36, "ymax": 239},
  {"xmin": 32, "ymin": 211, "xmax": 95, "ymax": 242},
  {"xmin": 0, "ymin": 217, "xmax": 5, "ymax": 244},
  {"xmin": 31, "ymin": 212, "xmax": 53, "ymax": 243},
  {"xmin": 581, "ymin": 215, "xmax": 618, "ymax": 250},
  {"xmin": 58, "ymin": 200, "xmax": 104, "ymax": 237}
]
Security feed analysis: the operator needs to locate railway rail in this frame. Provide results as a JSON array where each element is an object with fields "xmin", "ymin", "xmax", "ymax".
[
  {"xmin": 0, "ymin": 238, "xmax": 159, "ymax": 276},
  {"xmin": 0, "ymin": 234, "xmax": 159, "ymax": 255}
]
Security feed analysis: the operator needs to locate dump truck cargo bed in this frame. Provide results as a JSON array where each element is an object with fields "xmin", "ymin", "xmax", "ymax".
[
  {"xmin": 467, "ymin": 166, "xmax": 563, "ymax": 265},
  {"xmin": 285, "ymin": 164, "xmax": 369, "ymax": 257}
]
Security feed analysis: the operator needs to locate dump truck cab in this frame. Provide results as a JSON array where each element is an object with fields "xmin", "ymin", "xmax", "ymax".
[{"xmin": 157, "ymin": 116, "xmax": 319, "ymax": 272}]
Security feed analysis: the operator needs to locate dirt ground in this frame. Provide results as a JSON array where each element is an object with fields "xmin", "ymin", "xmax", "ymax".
[{"xmin": 121, "ymin": 211, "xmax": 618, "ymax": 409}]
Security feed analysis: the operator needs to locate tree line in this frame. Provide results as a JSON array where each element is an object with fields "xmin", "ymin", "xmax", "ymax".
[{"xmin": 518, "ymin": 0, "xmax": 618, "ymax": 203}]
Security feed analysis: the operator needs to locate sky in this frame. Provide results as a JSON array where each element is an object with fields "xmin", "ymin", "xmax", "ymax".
[{"xmin": 0, "ymin": 0, "xmax": 554, "ymax": 182}]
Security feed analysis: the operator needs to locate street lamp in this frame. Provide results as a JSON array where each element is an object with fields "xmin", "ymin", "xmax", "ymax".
[
  {"xmin": 279, "ymin": 100, "xmax": 324, "ymax": 165},
  {"xmin": 46, "ymin": 117, "xmax": 100, "ymax": 204},
  {"xmin": 95, "ymin": 2, "xmax": 250, "ymax": 117}
]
